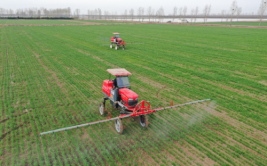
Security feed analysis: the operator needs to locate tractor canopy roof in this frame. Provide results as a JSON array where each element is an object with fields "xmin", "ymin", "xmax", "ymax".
[
  {"xmin": 113, "ymin": 33, "xmax": 120, "ymax": 35},
  {"xmin": 107, "ymin": 68, "xmax": 132, "ymax": 76}
]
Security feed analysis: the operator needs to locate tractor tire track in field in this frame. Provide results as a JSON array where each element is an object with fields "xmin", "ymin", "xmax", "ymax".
[
  {"xmin": 0, "ymin": 110, "xmax": 28, "ymax": 124},
  {"xmin": 0, "ymin": 122, "xmax": 30, "ymax": 140}
]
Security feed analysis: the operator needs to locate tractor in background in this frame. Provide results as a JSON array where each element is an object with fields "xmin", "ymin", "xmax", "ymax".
[{"xmin": 110, "ymin": 33, "xmax": 126, "ymax": 50}]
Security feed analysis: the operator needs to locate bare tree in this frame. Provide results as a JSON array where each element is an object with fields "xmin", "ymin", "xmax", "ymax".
[
  {"xmin": 141, "ymin": 7, "xmax": 145, "ymax": 22},
  {"xmin": 236, "ymin": 7, "xmax": 242, "ymax": 21},
  {"xmin": 191, "ymin": 9, "xmax": 194, "ymax": 23},
  {"xmin": 74, "ymin": 9, "xmax": 80, "ymax": 19},
  {"xmin": 230, "ymin": 0, "xmax": 238, "ymax": 26},
  {"xmin": 38, "ymin": 9, "xmax": 41, "ymax": 18},
  {"xmin": 173, "ymin": 6, "xmax": 177, "ymax": 22},
  {"xmin": 226, "ymin": 11, "xmax": 230, "ymax": 22},
  {"xmin": 8, "ymin": 9, "xmax": 14, "ymax": 17},
  {"xmin": 221, "ymin": 10, "xmax": 225, "ymax": 22},
  {"xmin": 98, "ymin": 8, "xmax": 102, "ymax": 20},
  {"xmin": 258, "ymin": 0, "xmax": 267, "ymax": 26},
  {"xmin": 129, "ymin": 8, "xmax": 134, "ymax": 21},
  {"xmin": 203, "ymin": 4, "xmax": 211, "ymax": 24},
  {"xmin": 114, "ymin": 11, "xmax": 117, "ymax": 20},
  {"xmin": 179, "ymin": 7, "xmax": 183, "ymax": 23},
  {"xmin": 156, "ymin": 7, "xmax": 164, "ymax": 23},
  {"xmin": 124, "ymin": 10, "xmax": 127, "ymax": 21},
  {"xmin": 156, "ymin": 10, "xmax": 159, "ymax": 22},
  {"xmin": 183, "ymin": 6, "xmax": 187, "ymax": 23},
  {"xmin": 147, "ymin": 6, "xmax": 152, "ymax": 22},
  {"xmin": 138, "ymin": 7, "xmax": 142, "ymax": 22},
  {"xmin": 160, "ymin": 7, "xmax": 165, "ymax": 22},
  {"xmin": 152, "ymin": 9, "xmax": 155, "ymax": 22},
  {"xmin": 195, "ymin": 7, "xmax": 199, "ymax": 23}
]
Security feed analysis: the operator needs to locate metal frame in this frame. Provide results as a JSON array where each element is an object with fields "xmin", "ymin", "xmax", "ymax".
[{"xmin": 39, "ymin": 99, "xmax": 211, "ymax": 136}]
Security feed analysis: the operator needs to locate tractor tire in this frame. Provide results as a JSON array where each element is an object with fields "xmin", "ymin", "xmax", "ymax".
[
  {"xmin": 99, "ymin": 102, "xmax": 105, "ymax": 116},
  {"xmin": 139, "ymin": 115, "xmax": 149, "ymax": 128},
  {"xmin": 123, "ymin": 45, "xmax": 125, "ymax": 50},
  {"xmin": 115, "ymin": 46, "xmax": 118, "ymax": 50},
  {"xmin": 115, "ymin": 119, "xmax": 124, "ymax": 134},
  {"xmin": 110, "ymin": 44, "xmax": 113, "ymax": 48}
]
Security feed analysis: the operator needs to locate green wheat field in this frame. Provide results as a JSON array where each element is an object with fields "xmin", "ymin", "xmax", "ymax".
[{"xmin": 1, "ymin": 21, "xmax": 267, "ymax": 166}]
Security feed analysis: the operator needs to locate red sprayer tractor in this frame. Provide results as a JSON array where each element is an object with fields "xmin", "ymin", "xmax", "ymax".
[
  {"xmin": 39, "ymin": 69, "xmax": 210, "ymax": 135},
  {"xmin": 110, "ymin": 33, "xmax": 126, "ymax": 50}
]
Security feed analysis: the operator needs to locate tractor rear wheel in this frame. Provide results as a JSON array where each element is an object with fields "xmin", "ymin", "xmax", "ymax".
[
  {"xmin": 110, "ymin": 44, "xmax": 113, "ymax": 48},
  {"xmin": 115, "ymin": 45, "xmax": 118, "ymax": 50},
  {"xmin": 139, "ymin": 115, "xmax": 148, "ymax": 128},
  {"xmin": 99, "ymin": 102, "xmax": 105, "ymax": 116},
  {"xmin": 115, "ymin": 119, "xmax": 123, "ymax": 134},
  {"xmin": 123, "ymin": 45, "xmax": 125, "ymax": 50}
]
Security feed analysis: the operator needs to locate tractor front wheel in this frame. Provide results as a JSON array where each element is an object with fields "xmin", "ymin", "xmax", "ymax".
[
  {"xmin": 115, "ymin": 45, "xmax": 118, "ymax": 50},
  {"xmin": 139, "ymin": 115, "xmax": 149, "ymax": 128},
  {"xmin": 99, "ymin": 102, "xmax": 105, "ymax": 116},
  {"xmin": 115, "ymin": 119, "xmax": 124, "ymax": 134},
  {"xmin": 123, "ymin": 45, "xmax": 125, "ymax": 50},
  {"xmin": 110, "ymin": 44, "xmax": 113, "ymax": 48}
]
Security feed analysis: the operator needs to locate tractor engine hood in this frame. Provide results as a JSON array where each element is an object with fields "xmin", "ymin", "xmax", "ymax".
[
  {"xmin": 119, "ymin": 88, "xmax": 138, "ymax": 99},
  {"xmin": 117, "ymin": 38, "xmax": 122, "ymax": 42}
]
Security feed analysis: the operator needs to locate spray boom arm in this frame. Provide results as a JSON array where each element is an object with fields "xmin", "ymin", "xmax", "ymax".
[{"xmin": 39, "ymin": 99, "xmax": 211, "ymax": 136}]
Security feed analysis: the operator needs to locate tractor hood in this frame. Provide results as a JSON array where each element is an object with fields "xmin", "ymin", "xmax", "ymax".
[
  {"xmin": 117, "ymin": 38, "xmax": 122, "ymax": 42},
  {"xmin": 119, "ymin": 88, "xmax": 138, "ymax": 99}
]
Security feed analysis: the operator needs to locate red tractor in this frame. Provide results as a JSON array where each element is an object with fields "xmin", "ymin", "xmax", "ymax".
[
  {"xmin": 39, "ymin": 68, "xmax": 211, "ymax": 136},
  {"xmin": 100, "ymin": 69, "xmax": 142, "ymax": 133},
  {"xmin": 110, "ymin": 33, "xmax": 126, "ymax": 50}
]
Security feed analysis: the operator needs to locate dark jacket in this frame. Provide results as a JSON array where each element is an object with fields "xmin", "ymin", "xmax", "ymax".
[{"xmin": 113, "ymin": 78, "xmax": 117, "ymax": 88}]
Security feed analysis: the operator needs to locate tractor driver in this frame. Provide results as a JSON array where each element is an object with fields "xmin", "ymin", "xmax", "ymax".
[
  {"xmin": 113, "ymin": 76, "xmax": 118, "ymax": 89},
  {"xmin": 112, "ymin": 76, "xmax": 119, "ymax": 101}
]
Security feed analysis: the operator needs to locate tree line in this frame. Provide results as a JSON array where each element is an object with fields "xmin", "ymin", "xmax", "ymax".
[
  {"xmin": 0, "ymin": 0, "xmax": 266, "ymax": 25},
  {"xmin": 0, "ymin": 7, "xmax": 72, "ymax": 18}
]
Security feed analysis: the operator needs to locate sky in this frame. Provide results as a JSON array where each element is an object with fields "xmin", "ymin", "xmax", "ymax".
[{"xmin": 2, "ymin": 0, "xmax": 262, "ymax": 15}]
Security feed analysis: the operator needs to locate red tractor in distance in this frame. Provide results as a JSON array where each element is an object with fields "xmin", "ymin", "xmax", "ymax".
[{"xmin": 110, "ymin": 33, "xmax": 126, "ymax": 50}]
